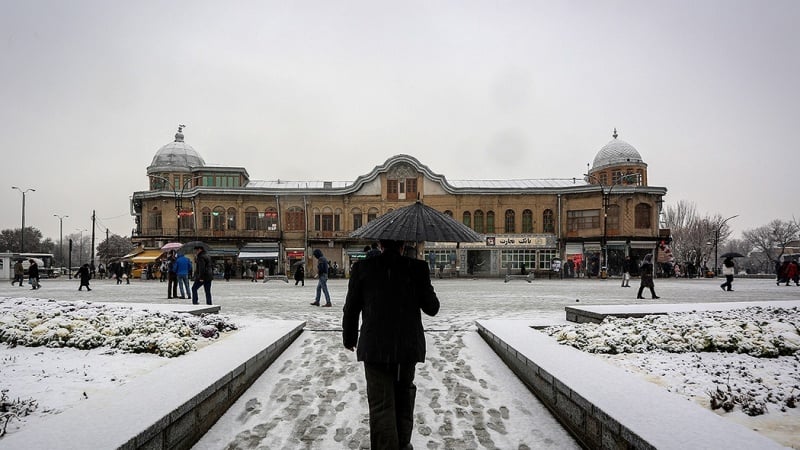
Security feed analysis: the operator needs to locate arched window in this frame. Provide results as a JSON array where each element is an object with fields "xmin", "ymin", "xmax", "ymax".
[
  {"xmin": 212, "ymin": 206, "xmax": 225, "ymax": 231},
  {"xmin": 463, "ymin": 211, "xmax": 471, "ymax": 228},
  {"xmin": 444, "ymin": 210, "xmax": 453, "ymax": 217},
  {"xmin": 486, "ymin": 211, "xmax": 495, "ymax": 233},
  {"xmin": 148, "ymin": 207, "xmax": 162, "ymax": 231},
  {"xmin": 245, "ymin": 207, "xmax": 259, "ymax": 230},
  {"xmin": 635, "ymin": 203, "xmax": 651, "ymax": 229},
  {"xmin": 201, "ymin": 207, "xmax": 212, "ymax": 230},
  {"xmin": 315, "ymin": 207, "xmax": 335, "ymax": 232},
  {"xmin": 522, "ymin": 209, "xmax": 533, "ymax": 233},
  {"xmin": 352, "ymin": 208, "xmax": 363, "ymax": 230},
  {"xmin": 286, "ymin": 206, "xmax": 305, "ymax": 231},
  {"xmin": 542, "ymin": 209, "xmax": 554, "ymax": 233},
  {"xmin": 263, "ymin": 207, "xmax": 278, "ymax": 231},
  {"xmin": 504, "ymin": 209, "xmax": 515, "ymax": 233},
  {"xmin": 474, "ymin": 210, "xmax": 484, "ymax": 233},
  {"xmin": 368, "ymin": 207, "xmax": 379, "ymax": 222},
  {"xmin": 227, "ymin": 207, "xmax": 237, "ymax": 230}
]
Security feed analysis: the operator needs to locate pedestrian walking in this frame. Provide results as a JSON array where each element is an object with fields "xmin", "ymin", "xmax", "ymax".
[
  {"xmin": 98, "ymin": 263, "xmax": 106, "ymax": 279},
  {"xmin": 720, "ymin": 257, "xmax": 735, "ymax": 291},
  {"xmin": 294, "ymin": 263, "xmax": 305, "ymax": 286},
  {"xmin": 191, "ymin": 245, "xmax": 213, "ymax": 305},
  {"xmin": 166, "ymin": 251, "xmax": 178, "ymax": 299},
  {"xmin": 636, "ymin": 254, "xmax": 659, "ymax": 299},
  {"xmin": 223, "ymin": 261, "xmax": 233, "ymax": 282},
  {"xmin": 783, "ymin": 259, "xmax": 799, "ymax": 287},
  {"xmin": 12, "ymin": 259, "xmax": 24, "ymax": 286},
  {"xmin": 342, "ymin": 239, "xmax": 440, "ymax": 450},
  {"xmin": 174, "ymin": 252, "xmax": 192, "ymax": 299},
  {"xmin": 792, "ymin": 260, "xmax": 800, "ymax": 286},
  {"xmin": 75, "ymin": 263, "xmax": 92, "ymax": 291},
  {"xmin": 777, "ymin": 260, "xmax": 791, "ymax": 285},
  {"xmin": 310, "ymin": 249, "xmax": 331, "ymax": 307},
  {"xmin": 250, "ymin": 262, "xmax": 259, "ymax": 282},
  {"xmin": 621, "ymin": 256, "xmax": 632, "ymax": 287},
  {"xmin": 28, "ymin": 259, "xmax": 41, "ymax": 290}
]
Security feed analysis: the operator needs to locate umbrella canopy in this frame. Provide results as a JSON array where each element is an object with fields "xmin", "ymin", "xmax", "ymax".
[
  {"xmin": 179, "ymin": 241, "xmax": 211, "ymax": 255},
  {"xmin": 720, "ymin": 252, "xmax": 745, "ymax": 258},
  {"xmin": 160, "ymin": 242, "xmax": 183, "ymax": 251},
  {"xmin": 349, "ymin": 201, "xmax": 483, "ymax": 243}
]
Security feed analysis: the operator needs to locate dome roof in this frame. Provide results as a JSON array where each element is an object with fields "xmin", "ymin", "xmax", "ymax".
[
  {"xmin": 591, "ymin": 130, "xmax": 644, "ymax": 170},
  {"xmin": 148, "ymin": 126, "xmax": 205, "ymax": 171}
]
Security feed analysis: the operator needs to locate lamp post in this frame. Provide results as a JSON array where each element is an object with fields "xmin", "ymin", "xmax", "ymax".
[
  {"xmin": 583, "ymin": 173, "xmax": 638, "ymax": 277},
  {"xmin": 54, "ymin": 214, "xmax": 68, "ymax": 267},
  {"xmin": 77, "ymin": 228, "xmax": 87, "ymax": 265},
  {"xmin": 150, "ymin": 175, "xmax": 193, "ymax": 240},
  {"xmin": 12, "ymin": 186, "xmax": 36, "ymax": 253},
  {"xmin": 714, "ymin": 214, "xmax": 739, "ymax": 276}
]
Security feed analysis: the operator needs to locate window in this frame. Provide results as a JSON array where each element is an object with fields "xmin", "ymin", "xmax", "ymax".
[
  {"xmin": 606, "ymin": 205, "xmax": 620, "ymax": 233},
  {"xmin": 352, "ymin": 208, "xmax": 363, "ymax": 230},
  {"xmin": 504, "ymin": 209, "xmax": 515, "ymax": 233},
  {"xmin": 179, "ymin": 209, "xmax": 193, "ymax": 231},
  {"xmin": 334, "ymin": 208, "xmax": 342, "ymax": 231},
  {"xmin": 542, "ymin": 209, "xmax": 554, "ymax": 233},
  {"xmin": 227, "ymin": 207, "xmax": 237, "ymax": 230},
  {"xmin": 387, "ymin": 179, "xmax": 398, "ymax": 199},
  {"xmin": 567, "ymin": 209, "xmax": 600, "ymax": 231},
  {"xmin": 474, "ymin": 210, "xmax": 484, "ymax": 233},
  {"xmin": 486, "ymin": 211, "xmax": 495, "ymax": 233},
  {"xmin": 286, "ymin": 207, "xmax": 305, "ymax": 231},
  {"xmin": 501, "ymin": 249, "xmax": 536, "ymax": 270},
  {"xmin": 201, "ymin": 207, "xmax": 212, "ymax": 230},
  {"xmin": 406, "ymin": 178, "xmax": 417, "ymax": 195},
  {"xmin": 522, "ymin": 209, "xmax": 533, "ymax": 233},
  {"xmin": 212, "ymin": 206, "xmax": 225, "ymax": 231},
  {"xmin": 245, "ymin": 207, "xmax": 259, "ymax": 230},
  {"xmin": 315, "ymin": 207, "xmax": 335, "ymax": 232},
  {"xmin": 463, "ymin": 211, "xmax": 471, "ymax": 228},
  {"xmin": 444, "ymin": 210, "xmax": 453, "ymax": 217},
  {"xmin": 148, "ymin": 209, "xmax": 162, "ymax": 230},
  {"xmin": 263, "ymin": 208, "xmax": 278, "ymax": 231},
  {"xmin": 368, "ymin": 208, "xmax": 379, "ymax": 222},
  {"xmin": 635, "ymin": 203, "xmax": 651, "ymax": 229}
]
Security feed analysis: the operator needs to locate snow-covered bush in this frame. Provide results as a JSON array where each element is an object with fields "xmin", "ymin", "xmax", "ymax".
[{"xmin": 0, "ymin": 299, "xmax": 237, "ymax": 357}]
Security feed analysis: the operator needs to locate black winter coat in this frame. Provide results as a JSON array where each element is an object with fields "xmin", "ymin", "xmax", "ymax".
[
  {"xmin": 342, "ymin": 250, "xmax": 439, "ymax": 364},
  {"xmin": 194, "ymin": 250, "xmax": 213, "ymax": 282}
]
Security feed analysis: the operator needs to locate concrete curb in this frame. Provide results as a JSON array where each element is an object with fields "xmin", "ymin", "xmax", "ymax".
[{"xmin": 3, "ymin": 320, "xmax": 305, "ymax": 450}]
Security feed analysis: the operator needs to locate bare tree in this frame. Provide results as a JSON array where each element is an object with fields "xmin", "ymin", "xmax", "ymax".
[
  {"xmin": 742, "ymin": 219, "xmax": 800, "ymax": 273},
  {"xmin": 663, "ymin": 202, "xmax": 736, "ymax": 276}
]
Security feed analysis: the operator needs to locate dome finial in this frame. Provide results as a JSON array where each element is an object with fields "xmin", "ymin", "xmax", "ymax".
[
  {"xmin": 612, "ymin": 128, "xmax": 618, "ymax": 139},
  {"xmin": 175, "ymin": 124, "xmax": 186, "ymax": 142}
]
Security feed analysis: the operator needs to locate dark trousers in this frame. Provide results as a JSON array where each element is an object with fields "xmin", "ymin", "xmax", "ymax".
[
  {"xmin": 167, "ymin": 274, "xmax": 178, "ymax": 298},
  {"xmin": 364, "ymin": 362, "xmax": 417, "ymax": 450},
  {"xmin": 191, "ymin": 279, "xmax": 212, "ymax": 305},
  {"xmin": 721, "ymin": 275, "xmax": 734, "ymax": 290}
]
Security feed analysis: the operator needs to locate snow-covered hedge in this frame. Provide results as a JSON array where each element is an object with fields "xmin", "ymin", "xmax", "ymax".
[
  {"xmin": 545, "ymin": 306, "xmax": 800, "ymax": 357},
  {"xmin": 0, "ymin": 298, "xmax": 237, "ymax": 357}
]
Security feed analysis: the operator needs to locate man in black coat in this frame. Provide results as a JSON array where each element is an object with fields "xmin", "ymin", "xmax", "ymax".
[
  {"xmin": 191, "ymin": 246, "xmax": 213, "ymax": 305},
  {"xmin": 342, "ymin": 239, "xmax": 440, "ymax": 450}
]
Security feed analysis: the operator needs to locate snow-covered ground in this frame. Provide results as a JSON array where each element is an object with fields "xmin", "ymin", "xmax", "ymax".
[{"xmin": 1, "ymin": 276, "xmax": 798, "ymax": 448}]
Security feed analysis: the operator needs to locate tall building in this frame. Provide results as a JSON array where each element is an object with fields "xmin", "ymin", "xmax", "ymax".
[{"xmin": 131, "ymin": 127, "xmax": 667, "ymax": 278}]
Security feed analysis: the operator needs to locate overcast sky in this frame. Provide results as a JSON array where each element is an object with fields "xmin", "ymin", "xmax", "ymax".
[{"xmin": 1, "ymin": 0, "xmax": 797, "ymax": 246}]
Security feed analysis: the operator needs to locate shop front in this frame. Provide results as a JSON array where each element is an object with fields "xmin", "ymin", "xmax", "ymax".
[
  {"xmin": 427, "ymin": 235, "xmax": 557, "ymax": 278},
  {"xmin": 239, "ymin": 243, "xmax": 280, "ymax": 277}
]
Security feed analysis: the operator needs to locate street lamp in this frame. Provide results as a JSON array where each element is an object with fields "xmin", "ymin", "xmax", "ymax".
[
  {"xmin": 76, "ymin": 228, "xmax": 87, "ymax": 265},
  {"xmin": 12, "ymin": 186, "xmax": 36, "ymax": 253},
  {"xmin": 150, "ymin": 174, "xmax": 193, "ymax": 240},
  {"xmin": 714, "ymin": 214, "xmax": 739, "ymax": 276},
  {"xmin": 54, "ymin": 214, "xmax": 68, "ymax": 267},
  {"xmin": 583, "ymin": 173, "xmax": 639, "ymax": 277}
]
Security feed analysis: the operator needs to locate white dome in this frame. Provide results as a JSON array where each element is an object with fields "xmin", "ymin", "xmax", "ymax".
[
  {"xmin": 148, "ymin": 128, "xmax": 205, "ymax": 171},
  {"xmin": 591, "ymin": 133, "xmax": 644, "ymax": 170}
]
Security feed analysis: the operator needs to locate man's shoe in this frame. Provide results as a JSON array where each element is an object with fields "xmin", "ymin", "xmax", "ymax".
[
  {"xmin": 310, "ymin": 302, "xmax": 320, "ymax": 306},
  {"xmin": 322, "ymin": 303, "xmax": 332, "ymax": 307},
  {"xmin": 720, "ymin": 285, "xmax": 726, "ymax": 291},
  {"xmin": 652, "ymin": 296, "xmax": 660, "ymax": 299}
]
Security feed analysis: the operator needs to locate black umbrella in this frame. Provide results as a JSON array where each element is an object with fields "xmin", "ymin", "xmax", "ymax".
[
  {"xmin": 349, "ymin": 201, "xmax": 483, "ymax": 243},
  {"xmin": 179, "ymin": 241, "xmax": 211, "ymax": 255},
  {"xmin": 720, "ymin": 252, "xmax": 745, "ymax": 258}
]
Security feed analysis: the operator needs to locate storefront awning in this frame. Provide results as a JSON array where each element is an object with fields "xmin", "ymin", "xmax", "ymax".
[
  {"xmin": 238, "ymin": 251, "xmax": 279, "ymax": 259},
  {"xmin": 630, "ymin": 241, "xmax": 657, "ymax": 249},
  {"xmin": 131, "ymin": 249, "xmax": 164, "ymax": 264},
  {"xmin": 121, "ymin": 248, "xmax": 144, "ymax": 260},
  {"xmin": 208, "ymin": 247, "xmax": 239, "ymax": 257}
]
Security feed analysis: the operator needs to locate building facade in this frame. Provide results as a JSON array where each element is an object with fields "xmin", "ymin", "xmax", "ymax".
[{"xmin": 130, "ymin": 127, "xmax": 668, "ymax": 278}]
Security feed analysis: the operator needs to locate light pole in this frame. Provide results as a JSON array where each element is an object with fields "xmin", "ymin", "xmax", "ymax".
[
  {"xmin": 583, "ymin": 173, "xmax": 638, "ymax": 277},
  {"xmin": 77, "ymin": 228, "xmax": 87, "ymax": 265},
  {"xmin": 54, "ymin": 214, "xmax": 68, "ymax": 267},
  {"xmin": 714, "ymin": 214, "xmax": 739, "ymax": 276},
  {"xmin": 150, "ymin": 175, "xmax": 193, "ymax": 240},
  {"xmin": 12, "ymin": 186, "xmax": 36, "ymax": 253}
]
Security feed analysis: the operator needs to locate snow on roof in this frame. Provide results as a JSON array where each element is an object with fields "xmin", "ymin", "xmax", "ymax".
[
  {"xmin": 246, "ymin": 180, "xmax": 352, "ymax": 189},
  {"xmin": 449, "ymin": 178, "xmax": 586, "ymax": 189}
]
